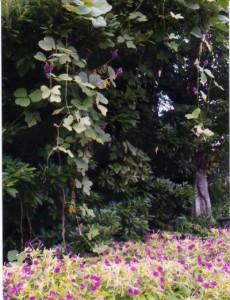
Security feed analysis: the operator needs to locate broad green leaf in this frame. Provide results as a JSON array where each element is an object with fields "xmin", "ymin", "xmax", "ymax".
[
  {"xmin": 200, "ymin": 72, "xmax": 207, "ymax": 85},
  {"xmin": 34, "ymin": 52, "xmax": 47, "ymax": 61},
  {"xmin": 170, "ymin": 12, "xmax": 184, "ymax": 19},
  {"xmin": 58, "ymin": 73, "xmax": 72, "ymax": 81},
  {"xmin": 29, "ymin": 89, "xmax": 43, "ymax": 102},
  {"xmin": 97, "ymin": 104, "xmax": 108, "ymax": 116},
  {"xmin": 204, "ymin": 69, "xmax": 214, "ymax": 78},
  {"xmin": 63, "ymin": 115, "xmax": 74, "ymax": 126},
  {"xmin": 75, "ymin": 76, "xmax": 95, "ymax": 89},
  {"xmin": 190, "ymin": 27, "xmax": 203, "ymax": 38},
  {"xmin": 168, "ymin": 33, "xmax": 179, "ymax": 39},
  {"xmin": 75, "ymin": 179, "xmax": 82, "ymax": 189},
  {"xmin": 126, "ymin": 40, "xmax": 137, "ymax": 49},
  {"xmin": 202, "ymin": 128, "xmax": 214, "ymax": 137},
  {"xmin": 90, "ymin": 16, "xmax": 106, "ymax": 27},
  {"xmin": 15, "ymin": 97, "xmax": 30, "ymax": 107},
  {"xmin": 117, "ymin": 36, "xmax": 125, "ymax": 43},
  {"xmin": 17, "ymin": 252, "xmax": 27, "ymax": 263},
  {"xmin": 50, "ymin": 94, "xmax": 61, "ymax": 103},
  {"xmin": 185, "ymin": 2, "xmax": 200, "ymax": 9},
  {"xmin": 51, "ymin": 85, "xmax": 61, "ymax": 95},
  {"xmin": 80, "ymin": 117, "xmax": 91, "ymax": 126},
  {"xmin": 38, "ymin": 37, "xmax": 55, "ymax": 51},
  {"xmin": 59, "ymin": 54, "xmax": 71, "ymax": 64},
  {"xmin": 14, "ymin": 88, "xmax": 27, "ymax": 98},
  {"xmin": 72, "ymin": 59, "xmax": 86, "ymax": 68},
  {"xmin": 82, "ymin": 177, "xmax": 93, "ymax": 196},
  {"xmin": 129, "ymin": 12, "xmax": 147, "ymax": 22},
  {"xmin": 6, "ymin": 188, "xmax": 18, "ymax": 198},
  {"xmin": 167, "ymin": 41, "xmax": 179, "ymax": 52},
  {"xmin": 124, "ymin": 34, "xmax": 134, "ymax": 41},
  {"xmin": 185, "ymin": 108, "xmax": 201, "ymax": 120},
  {"xmin": 7, "ymin": 250, "xmax": 19, "ymax": 262},
  {"xmin": 87, "ymin": 227, "xmax": 99, "ymax": 240},
  {"xmin": 41, "ymin": 85, "xmax": 51, "ymax": 98},
  {"xmin": 96, "ymin": 92, "xmax": 108, "ymax": 105},
  {"xmin": 73, "ymin": 123, "xmax": 86, "ymax": 133},
  {"xmin": 84, "ymin": 128, "xmax": 96, "ymax": 138},
  {"xmin": 89, "ymin": 74, "xmax": 102, "ymax": 85}
]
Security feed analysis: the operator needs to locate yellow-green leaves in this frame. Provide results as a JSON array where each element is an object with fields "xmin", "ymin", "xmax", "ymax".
[
  {"xmin": 41, "ymin": 85, "xmax": 61, "ymax": 102},
  {"xmin": 185, "ymin": 108, "xmax": 201, "ymax": 120}
]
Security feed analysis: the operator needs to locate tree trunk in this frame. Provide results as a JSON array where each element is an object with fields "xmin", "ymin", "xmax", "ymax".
[{"xmin": 193, "ymin": 168, "xmax": 212, "ymax": 217}]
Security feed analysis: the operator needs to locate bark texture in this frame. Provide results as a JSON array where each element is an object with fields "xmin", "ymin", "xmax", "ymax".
[{"xmin": 193, "ymin": 148, "xmax": 212, "ymax": 218}]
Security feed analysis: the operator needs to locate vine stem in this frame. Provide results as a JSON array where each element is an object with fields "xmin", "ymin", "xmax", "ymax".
[
  {"xmin": 58, "ymin": 150, "xmax": 67, "ymax": 253},
  {"xmin": 20, "ymin": 197, "xmax": 24, "ymax": 251}
]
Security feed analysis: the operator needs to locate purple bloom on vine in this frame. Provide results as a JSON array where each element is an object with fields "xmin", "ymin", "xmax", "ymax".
[
  {"xmin": 101, "ymin": 123, "xmax": 107, "ymax": 130},
  {"xmin": 77, "ymin": 224, "xmax": 83, "ymax": 234},
  {"xmin": 111, "ymin": 49, "xmax": 119, "ymax": 60},
  {"xmin": 43, "ymin": 63, "xmax": 53, "ymax": 74},
  {"xmin": 203, "ymin": 60, "xmax": 209, "ymax": 67},
  {"xmin": 203, "ymin": 283, "xmax": 210, "ymax": 289},
  {"xmin": 188, "ymin": 244, "xmax": 195, "ymax": 250},
  {"xmin": 198, "ymin": 277, "xmax": 204, "ymax": 283},
  {"xmin": 192, "ymin": 87, "xmax": 198, "ymax": 95},
  {"xmin": 29, "ymin": 297, "xmax": 36, "ymax": 300},
  {"xmin": 116, "ymin": 67, "xmax": 123, "ymax": 77},
  {"xmin": 66, "ymin": 293, "xmax": 73, "ymax": 300}
]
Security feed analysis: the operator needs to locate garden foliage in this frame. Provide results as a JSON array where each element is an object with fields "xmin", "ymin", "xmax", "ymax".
[{"xmin": 2, "ymin": 0, "xmax": 229, "ymax": 257}]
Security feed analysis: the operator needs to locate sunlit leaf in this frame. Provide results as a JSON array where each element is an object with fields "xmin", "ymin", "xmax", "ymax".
[
  {"xmin": 185, "ymin": 108, "xmax": 201, "ymax": 120},
  {"xmin": 34, "ymin": 52, "xmax": 47, "ymax": 61},
  {"xmin": 38, "ymin": 37, "xmax": 55, "ymax": 51},
  {"xmin": 97, "ymin": 104, "xmax": 108, "ymax": 116},
  {"xmin": 170, "ymin": 12, "xmax": 184, "ymax": 19},
  {"xmin": 29, "ymin": 89, "xmax": 43, "ymax": 102}
]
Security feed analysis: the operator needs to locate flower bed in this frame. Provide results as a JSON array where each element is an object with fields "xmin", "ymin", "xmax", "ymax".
[{"xmin": 3, "ymin": 229, "xmax": 230, "ymax": 299}]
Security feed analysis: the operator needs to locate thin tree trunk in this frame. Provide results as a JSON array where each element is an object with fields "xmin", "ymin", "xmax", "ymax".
[{"xmin": 193, "ymin": 168, "xmax": 212, "ymax": 217}]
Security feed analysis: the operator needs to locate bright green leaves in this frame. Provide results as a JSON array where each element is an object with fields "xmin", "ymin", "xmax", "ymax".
[
  {"xmin": 41, "ymin": 85, "xmax": 62, "ymax": 102},
  {"xmin": 129, "ymin": 12, "xmax": 147, "ymax": 22},
  {"xmin": 62, "ymin": 0, "xmax": 112, "ymax": 28},
  {"xmin": 7, "ymin": 250, "xmax": 18, "ymax": 262},
  {"xmin": 63, "ymin": 115, "xmax": 74, "ymax": 131},
  {"xmin": 38, "ymin": 36, "xmax": 56, "ymax": 51},
  {"xmin": 200, "ymin": 72, "xmax": 207, "ymax": 85},
  {"xmin": 14, "ymin": 88, "xmax": 43, "ymax": 107},
  {"xmin": 185, "ymin": 108, "xmax": 201, "ymax": 120},
  {"xmin": 117, "ymin": 34, "xmax": 137, "ymax": 50}
]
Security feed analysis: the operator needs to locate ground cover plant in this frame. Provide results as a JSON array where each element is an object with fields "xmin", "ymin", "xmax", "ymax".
[{"xmin": 3, "ymin": 228, "xmax": 230, "ymax": 300}]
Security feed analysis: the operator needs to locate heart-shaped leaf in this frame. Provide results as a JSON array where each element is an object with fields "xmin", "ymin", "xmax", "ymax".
[
  {"xmin": 14, "ymin": 88, "xmax": 27, "ymax": 98},
  {"xmin": 38, "ymin": 37, "xmax": 55, "ymax": 51},
  {"xmin": 15, "ymin": 97, "xmax": 30, "ymax": 107}
]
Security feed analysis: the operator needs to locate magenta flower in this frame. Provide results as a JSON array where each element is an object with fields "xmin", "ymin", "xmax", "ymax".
[
  {"xmin": 66, "ymin": 293, "xmax": 73, "ymax": 300},
  {"xmin": 198, "ymin": 277, "xmax": 204, "ymax": 283},
  {"xmin": 116, "ymin": 68, "xmax": 123, "ymax": 77},
  {"xmin": 29, "ymin": 297, "xmax": 36, "ymax": 300},
  {"xmin": 43, "ymin": 63, "xmax": 53, "ymax": 74},
  {"xmin": 192, "ymin": 87, "xmax": 198, "ymax": 95},
  {"xmin": 54, "ymin": 267, "xmax": 60, "ymax": 274},
  {"xmin": 49, "ymin": 291, "xmax": 57, "ymax": 296},
  {"xmin": 203, "ymin": 283, "xmax": 210, "ymax": 289},
  {"xmin": 211, "ymin": 281, "xmax": 218, "ymax": 287},
  {"xmin": 128, "ymin": 288, "xmax": 139, "ymax": 296},
  {"xmin": 203, "ymin": 60, "xmax": 209, "ymax": 67},
  {"xmin": 111, "ymin": 49, "xmax": 119, "ymax": 60},
  {"xmin": 80, "ymin": 283, "xmax": 86, "ymax": 289},
  {"xmin": 188, "ymin": 244, "xmax": 195, "ymax": 250}
]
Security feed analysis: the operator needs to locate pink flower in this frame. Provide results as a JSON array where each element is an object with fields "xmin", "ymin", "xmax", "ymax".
[
  {"xmin": 111, "ymin": 49, "xmax": 119, "ymax": 60},
  {"xmin": 198, "ymin": 277, "xmax": 204, "ymax": 283},
  {"xmin": 192, "ymin": 87, "xmax": 198, "ymax": 95},
  {"xmin": 54, "ymin": 267, "xmax": 60, "ymax": 274},
  {"xmin": 188, "ymin": 244, "xmax": 195, "ymax": 250},
  {"xmin": 116, "ymin": 68, "xmax": 123, "ymax": 77}
]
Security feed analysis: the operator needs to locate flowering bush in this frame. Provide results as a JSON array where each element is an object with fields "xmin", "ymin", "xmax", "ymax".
[{"xmin": 3, "ymin": 229, "xmax": 230, "ymax": 299}]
